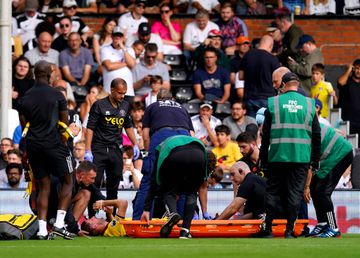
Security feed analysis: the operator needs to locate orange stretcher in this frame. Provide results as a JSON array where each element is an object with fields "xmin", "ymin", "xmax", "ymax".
[{"xmin": 122, "ymin": 219, "xmax": 309, "ymax": 238}]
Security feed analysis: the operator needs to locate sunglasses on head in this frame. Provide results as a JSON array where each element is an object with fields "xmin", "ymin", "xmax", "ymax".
[
  {"xmin": 137, "ymin": 3, "xmax": 146, "ymax": 8},
  {"xmin": 60, "ymin": 24, "xmax": 70, "ymax": 28},
  {"xmin": 160, "ymin": 10, "xmax": 170, "ymax": 14}
]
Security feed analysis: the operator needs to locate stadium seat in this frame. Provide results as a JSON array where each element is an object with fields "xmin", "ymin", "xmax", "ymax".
[
  {"xmin": 170, "ymin": 68, "xmax": 187, "ymax": 81},
  {"xmin": 163, "ymin": 55, "xmax": 183, "ymax": 66},
  {"xmin": 182, "ymin": 102, "xmax": 199, "ymax": 115},
  {"xmin": 175, "ymin": 87, "xmax": 193, "ymax": 103}
]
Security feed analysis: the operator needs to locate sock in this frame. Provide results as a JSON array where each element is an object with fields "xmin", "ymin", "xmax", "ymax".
[
  {"xmin": 54, "ymin": 210, "xmax": 67, "ymax": 228},
  {"xmin": 317, "ymin": 222, "xmax": 327, "ymax": 226},
  {"xmin": 38, "ymin": 220, "xmax": 48, "ymax": 236}
]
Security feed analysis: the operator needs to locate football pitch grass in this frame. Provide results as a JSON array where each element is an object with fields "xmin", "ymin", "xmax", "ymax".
[{"xmin": 1, "ymin": 235, "xmax": 360, "ymax": 258}]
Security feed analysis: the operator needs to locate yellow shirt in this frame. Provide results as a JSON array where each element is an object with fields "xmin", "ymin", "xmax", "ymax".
[
  {"xmin": 310, "ymin": 80, "xmax": 334, "ymax": 118},
  {"xmin": 103, "ymin": 215, "xmax": 126, "ymax": 237},
  {"xmin": 212, "ymin": 141, "xmax": 242, "ymax": 168}
]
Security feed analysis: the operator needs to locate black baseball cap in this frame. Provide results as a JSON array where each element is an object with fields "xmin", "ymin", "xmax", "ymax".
[
  {"xmin": 138, "ymin": 22, "xmax": 151, "ymax": 35},
  {"xmin": 282, "ymin": 72, "xmax": 300, "ymax": 84}
]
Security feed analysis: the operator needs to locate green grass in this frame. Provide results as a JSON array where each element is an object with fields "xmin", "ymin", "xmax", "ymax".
[{"xmin": 1, "ymin": 235, "xmax": 360, "ymax": 258}]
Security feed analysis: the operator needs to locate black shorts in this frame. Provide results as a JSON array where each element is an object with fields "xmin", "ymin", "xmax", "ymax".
[{"xmin": 26, "ymin": 142, "xmax": 75, "ymax": 180}]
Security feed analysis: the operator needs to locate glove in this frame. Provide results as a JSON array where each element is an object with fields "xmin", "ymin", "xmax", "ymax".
[
  {"xmin": 203, "ymin": 212, "xmax": 213, "ymax": 220},
  {"xmin": 84, "ymin": 150, "xmax": 93, "ymax": 162},
  {"xmin": 310, "ymin": 161, "xmax": 320, "ymax": 172},
  {"xmin": 192, "ymin": 212, "xmax": 200, "ymax": 220},
  {"xmin": 133, "ymin": 145, "xmax": 140, "ymax": 160}
]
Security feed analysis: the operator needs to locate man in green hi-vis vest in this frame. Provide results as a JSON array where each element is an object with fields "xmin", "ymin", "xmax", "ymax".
[
  {"xmin": 140, "ymin": 135, "xmax": 217, "ymax": 239},
  {"xmin": 256, "ymin": 72, "xmax": 321, "ymax": 238},
  {"xmin": 304, "ymin": 123, "xmax": 353, "ymax": 238}
]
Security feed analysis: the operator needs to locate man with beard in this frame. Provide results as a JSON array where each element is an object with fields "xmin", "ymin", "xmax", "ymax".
[{"xmin": 0, "ymin": 163, "xmax": 27, "ymax": 189}]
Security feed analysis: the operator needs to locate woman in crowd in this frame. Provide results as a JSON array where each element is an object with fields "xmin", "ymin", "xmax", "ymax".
[{"xmin": 12, "ymin": 56, "xmax": 34, "ymax": 110}]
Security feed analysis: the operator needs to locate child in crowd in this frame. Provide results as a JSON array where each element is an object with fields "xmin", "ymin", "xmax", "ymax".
[
  {"xmin": 310, "ymin": 63, "xmax": 338, "ymax": 118},
  {"xmin": 212, "ymin": 125, "xmax": 242, "ymax": 172},
  {"xmin": 144, "ymin": 75, "xmax": 163, "ymax": 107},
  {"xmin": 119, "ymin": 146, "xmax": 142, "ymax": 189},
  {"xmin": 207, "ymin": 167, "xmax": 224, "ymax": 189}
]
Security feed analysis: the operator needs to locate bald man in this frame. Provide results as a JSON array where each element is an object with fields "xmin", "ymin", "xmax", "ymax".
[
  {"xmin": 272, "ymin": 66, "xmax": 307, "ymax": 96},
  {"xmin": 238, "ymin": 35, "xmax": 280, "ymax": 117}
]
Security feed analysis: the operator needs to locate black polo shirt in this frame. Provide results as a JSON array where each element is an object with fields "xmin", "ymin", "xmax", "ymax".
[{"xmin": 87, "ymin": 97, "xmax": 133, "ymax": 149}]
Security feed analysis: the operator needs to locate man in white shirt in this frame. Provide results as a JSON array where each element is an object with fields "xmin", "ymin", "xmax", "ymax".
[
  {"xmin": 118, "ymin": 0, "xmax": 148, "ymax": 39},
  {"xmin": 100, "ymin": 27, "xmax": 137, "ymax": 101},
  {"xmin": 191, "ymin": 102, "xmax": 221, "ymax": 147}
]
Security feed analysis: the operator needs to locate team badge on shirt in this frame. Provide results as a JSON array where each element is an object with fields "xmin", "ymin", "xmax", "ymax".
[{"xmin": 119, "ymin": 110, "xmax": 126, "ymax": 116}]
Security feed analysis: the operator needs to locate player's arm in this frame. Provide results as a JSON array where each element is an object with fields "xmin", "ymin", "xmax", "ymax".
[
  {"xmin": 93, "ymin": 199, "xmax": 128, "ymax": 218},
  {"xmin": 216, "ymin": 197, "xmax": 246, "ymax": 220},
  {"xmin": 125, "ymin": 126, "xmax": 137, "ymax": 146}
]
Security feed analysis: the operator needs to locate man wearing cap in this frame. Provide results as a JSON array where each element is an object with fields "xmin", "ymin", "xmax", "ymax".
[
  {"xmin": 100, "ymin": 27, "xmax": 136, "ymax": 100},
  {"xmin": 238, "ymin": 35, "xmax": 280, "ymax": 116},
  {"xmin": 126, "ymin": 22, "xmax": 164, "ymax": 62},
  {"xmin": 288, "ymin": 34, "xmax": 323, "ymax": 95},
  {"xmin": 118, "ymin": 0, "xmax": 148, "ymax": 39},
  {"xmin": 54, "ymin": 0, "xmax": 93, "ymax": 47},
  {"xmin": 216, "ymin": 2, "xmax": 248, "ymax": 56},
  {"xmin": 191, "ymin": 102, "xmax": 221, "ymax": 147},
  {"xmin": 15, "ymin": 0, "xmax": 47, "ymax": 46},
  {"xmin": 18, "ymin": 60, "xmax": 76, "ymax": 240},
  {"xmin": 272, "ymin": 66, "xmax": 307, "ymax": 96},
  {"xmin": 256, "ymin": 71, "xmax": 321, "ymax": 238},
  {"xmin": 266, "ymin": 21, "xmax": 283, "ymax": 55},
  {"xmin": 193, "ymin": 29, "xmax": 231, "ymax": 71},
  {"xmin": 230, "ymin": 35, "xmax": 250, "ymax": 93}
]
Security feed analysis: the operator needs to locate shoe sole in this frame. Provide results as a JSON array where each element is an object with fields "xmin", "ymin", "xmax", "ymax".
[
  {"xmin": 160, "ymin": 213, "xmax": 181, "ymax": 238},
  {"xmin": 52, "ymin": 230, "xmax": 75, "ymax": 240}
]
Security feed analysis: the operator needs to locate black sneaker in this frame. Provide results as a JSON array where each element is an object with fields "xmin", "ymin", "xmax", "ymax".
[
  {"xmin": 179, "ymin": 228, "xmax": 192, "ymax": 239},
  {"xmin": 160, "ymin": 212, "xmax": 181, "ymax": 238},
  {"xmin": 252, "ymin": 229, "xmax": 274, "ymax": 238},
  {"xmin": 52, "ymin": 226, "xmax": 76, "ymax": 240},
  {"xmin": 284, "ymin": 230, "xmax": 296, "ymax": 239},
  {"xmin": 36, "ymin": 233, "xmax": 54, "ymax": 240}
]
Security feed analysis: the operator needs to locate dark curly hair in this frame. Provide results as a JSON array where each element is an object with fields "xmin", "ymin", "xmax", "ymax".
[{"xmin": 206, "ymin": 151, "xmax": 217, "ymax": 176}]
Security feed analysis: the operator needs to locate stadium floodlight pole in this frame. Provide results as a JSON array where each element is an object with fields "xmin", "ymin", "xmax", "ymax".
[{"xmin": 0, "ymin": 0, "xmax": 12, "ymax": 138}]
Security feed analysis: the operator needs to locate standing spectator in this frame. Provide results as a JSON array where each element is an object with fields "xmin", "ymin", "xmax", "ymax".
[
  {"xmin": 310, "ymin": 63, "xmax": 337, "ymax": 118},
  {"xmin": 151, "ymin": 3, "xmax": 182, "ymax": 55},
  {"xmin": 288, "ymin": 35, "xmax": 323, "ymax": 95},
  {"xmin": 256, "ymin": 72, "xmax": 321, "ymax": 238},
  {"xmin": 101, "ymin": 27, "xmax": 136, "ymax": 100},
  {"xmin": 276, "ymin": 12, "xmax": 304, "ymax": 66},
  {"xmin": 223, "ymin": 100, "xmax": 257, "ymax": 141},
  {"xmin": 278, "ymin": 0, "xmax": 310, "ymax": 14},
  {"xmin": 338, "ymin": 59, "xmax": 360, "ymax": 144},
  {"xmin": 84, "ymin": 78, "xmax": 139, "ymax": 201},
  {"xmin": 12, "ymin": 56, "xmax": 34, "ymax": 111},
  {"xmin": 309, "ymin": 0, "xmax": 336, "ymax": 14},
  {"xmin": 132, "ymin": 89, "xmax": 194, "ymax": 220},
  {"xmin": 15, "ymin": 0, "xmax": 47, "ymax": 46},
  {"xmin": 118, "ymin": 0, "xmax": 148, "ymax": 39},
  {"xmin": 18, "ymin": 60, "xmax": 76, "ymax": 240},
  {"xmin": 92, "ymin": 17, "xmax": 117, "ymax": 66},
  {"xmin": 187, "ymin": 0, "xmax": 221, "ymax": 14},
  {"xmin": 51, "ymin": 16, "xmax": 73, "ymax": 52},
  {"xmin": 126, "ymin": 22, "xmax": 165, "ymax": 62},
  {"xmin": 132, "ymin": 43, "xmax": 170, "ymax": 98},
  {"xmin": 59, "ymin": 32, "xmax": 94, "ymax": 87},
  {"xmin": 230, "ymin": 36, "xmax": 250, "ymax": 88},
  {"xmin": 193, "ymin": 47, "xmax": 231, "ymax": 103},
  {"xmin": 212, "ymin": 125, "xmax": 242, "ymax": 171},
  {"xmin": 0, "ymin": 138, "xmax": 14, "ymax": 170},
  {"xmin": 238, "ymin": 35, "xmax": 280, "ymax": 116},
  {"xmin": 216, "ymin": 2, "xmax": 248, "ymax": 56},
  {"xmin": 0, "ymin": 163, "xmax": 27, "ymax": 189},
  {"xmin": 191, "ymin": 102, "xmax": 222, "ymax": 147},
  {"xmin": 183, "ymin": 10, "xmax": 219, "ymax": 65},
  {"xmin": 266, "ymin": 21, "xmax": 283, "ymax": 55},
  {"xmin": 193, "ymin": 29, "xmax": 231, "ymax": 72}
]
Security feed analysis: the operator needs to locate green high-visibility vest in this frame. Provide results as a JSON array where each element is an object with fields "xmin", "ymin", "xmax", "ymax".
[
  {"xmin": 268, "ymin": 91, "xmax": 316, "ymax": 163},
  {"xmin": 155, "ymin": 135, "xmax": 207, "ymax": 185},
  {"xmin": 315, "ymin": 123, "xmax": 353, "ymax": 179}
]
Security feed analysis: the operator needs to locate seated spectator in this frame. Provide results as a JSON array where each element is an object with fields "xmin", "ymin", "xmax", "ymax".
[
  {"xmin": 126, "ymin": 22, "xmax": 164, "ymax": 62},
  {"xmin": 193, "ymin": 47, "xmax": 231, "ymax": 103},
  {"xmin": 73, "ymin": 140, "xmax": 85, "ymax": 168},
  {"xmin": 128, "ymin": 40, "xmax": 145, "ymax": 63},
  {"xmin": 120, "ymin": 145, "xmax": 142, "ymax": 189},
  {"xmin": 118, "ymin": 0, "xmax": 148, "ymax": 39},
  {"xmin": 222, "ymin": 100, "xmax": 257, "ymax": 141},
  {"xmin": 314, "ymin": 98, "xmax": 330, "ymax": 126},
  {"xmin": 151, "ymin": 3, "xmax": 182, "ymax": 55},
  {"xmin": 52, "ymin": 79, "xmax": 76, "ymax": 103},
  {"xmin": 81, "ymin": 199, "xmax": 128, "ymax": 237},
  {"xmin": 214, "ymin": 161, "xmax": 266, "ymax": 219},
  {"xmin": 100, "ymin": 27, "xmax": 136, "ymax": 98},
  {"xmin": 193, "ymin": 29, "xmax": 231, "ymax": 72},
  {"xmin": 230, "ymin": 36, "xmax": 250, "ymax": 86},
  {"xmin": 244, "ymin": 0, "xmax": 266, "ymax": 15},
  {"xmin": 52, "ymin": 16, "xmax": 73, "ymax": 52},
  {"xmin": 183, "ymin": 10, "xmax": 219, "ymax": 65},
  {"xmin": 54, "ymin": 0, "xmax": 93, "ymax": 47},
  {"xmin": 0, "ymin": 163, "xmax": 27, "ymax": 189},
  {"xmin": 212, "ymin": 125, "xmax": 242, "ymax": 171},
  {"xmin": 216, "ymin": 2, "xmax": 248, "ymax": 56},
  {"xmin": 310, "ymin": 63, "xmax": 337, "ymax": 118},
  {"xmin": 187, "ymin": 0, "xmax": 221, "ymax": 14},
  {"xmin": 143, "ymin": 75, "xmax": 162, "ymax": 107},
  {"xmin": 132, "ymin": 43, "xmax": 170, "ymax": 98},
  {"xmin": 278, "ymin": 0, "xmax": 310, "ymax": 14},
  {"xmin": 0, "ymin": 138, "xmax": 14, "ymax": 170},
  {"xmin": 59, "ymin": 32, "xmax": 94, "ymax": 87},
  {"xmin": 309, "ymin": 0, "xmax": 335, "ymax": 15},
  {"xmin": 191, "ymin": 102, "xmax": 221, "ymax": 147},
  {"xmin": 15, "ymin": 0, "xmax": 47, "ymax": 46},
  {"xmin": 92, "ymin": 17, "xmax": 117, "ymax": 66},
  {"xmin": 0, "ymin": 149, "xmax": 24, "ymax": 185},
  {"xmin": 12, "ymin": 56, "xmax": 34, "ymax": 111},
  {"xmin": 207, "ymin": 167, "xmax": 224, "ymax": 189}
]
